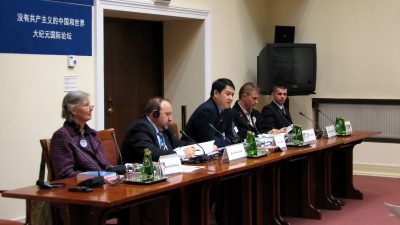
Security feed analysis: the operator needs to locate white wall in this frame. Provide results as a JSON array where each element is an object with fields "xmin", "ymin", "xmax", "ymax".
[
  {"xmin": 265, "ymin": 0, "xmax": 400, "ymax": 176},
  {"xmin": 0, "ymin": 54, "xmax": 95, "ymax": 219},
  {"xmin": 164, "ymin": 19, "xmax": 207, "ymax": 130}
]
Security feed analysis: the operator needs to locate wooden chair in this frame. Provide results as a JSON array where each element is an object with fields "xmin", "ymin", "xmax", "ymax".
[
  {"xmin": 171, "ymin": 122, "xmax": 180, "ymax": 139},
  {"xmin": 97, "ymin": 128, "xmax": 120, "ymax": 166},
  {"xmin": 39, "ymin": 139, "xmax": 53, "ymax": 182},
  {"xmin": 38, "ymin": 133, "xmax": 119, "ymax": 225}
]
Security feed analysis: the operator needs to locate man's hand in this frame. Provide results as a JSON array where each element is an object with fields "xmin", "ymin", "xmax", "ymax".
[
  {"xmin": 212, "ymin": 145, "xmax": 219, "ymax": 152},
  {"xmin": 268, "ymin": 127, "xmax": 287, "ymax": 134},
  {"xmin": 183, "ymin": 146, "xmax": 196, "ymax": 159}
]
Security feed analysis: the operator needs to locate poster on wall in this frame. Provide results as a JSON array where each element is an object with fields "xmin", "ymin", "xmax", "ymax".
[{"xmin": 0, "ymin": 0, "xmax": 92, "ymax": 56}]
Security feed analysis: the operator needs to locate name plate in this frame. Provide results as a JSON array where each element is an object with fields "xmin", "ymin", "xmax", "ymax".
[
  {"xmin": 302, "ymin": 129, "xmax": 316, "ymax": 144},
  {"xmin": 273, "ymin": 134, "xmax": 287, "ymax": 151},
  {"xmin": 325, "ymin": 125, "xmax": 337, "ymax": 138},
  {"xmin": 221, "ymin": 143, "xmax": 247, "ymax": 163},
  {"xmin": 159, "ymin": 154, "xmax": 182, "ymax": 175},
  {"xmin": 345, "ymin": 120, "xmax": 353, "ymax": 135}
]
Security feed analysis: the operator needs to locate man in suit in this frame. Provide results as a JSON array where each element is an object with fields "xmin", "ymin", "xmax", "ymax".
[
  {"xmin": 121, "ymin": 97, "xmax": 196, "ymax": 163},
  {"xmin": 182, "ymin": 78, "xmax": 235, "ymax": 147},
  {"xmin": 261, "ymin": 85, "xmax": 293, "ymax": 134},
  {"xmin": 232, "ymin": 82, "xmax": 264, "ymax": 141}
]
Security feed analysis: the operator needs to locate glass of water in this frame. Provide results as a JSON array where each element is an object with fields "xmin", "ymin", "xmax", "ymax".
[
  {"xmin": 153, "ymin": 162, "xmax": 165, "ymax": 180},
  {"xmin": 124, "ymin": 163, "xmax": 134, "ymax": 180}
]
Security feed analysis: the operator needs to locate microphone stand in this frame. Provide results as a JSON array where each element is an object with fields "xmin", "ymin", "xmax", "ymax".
[
  {"xmin": 208, "ymin": 123, "xmax": 232, "ymax": 145},
  {"xmin": 316, "ymin": 108, "xmax": 335, "ymax": 125},
  {"xmin": 105, "ymin": 132, "xmax": 126, "ymax": 175},
  {"xmin": 179, "ymin": 130, "xmax": 209, "ymax": 163},
  {"xmin": 299, "ymin": 112, "xmax": 323, "ymax": 139}
]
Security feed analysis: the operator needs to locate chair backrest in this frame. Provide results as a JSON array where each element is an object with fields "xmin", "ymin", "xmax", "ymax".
[
  {"xmin": 171, "ymin": 122, "xmax": 180, "ymax": 139},
  {"xmin": 0, "ymin": 219, "xmax": 24, "ymax": 225},
  {"xmin": 39, "ymin": 139, "xmax": 54, "ymax": 182},
  {"xmin": 97, "ymin": 128, "xmax": 120, "ymax": 166}
]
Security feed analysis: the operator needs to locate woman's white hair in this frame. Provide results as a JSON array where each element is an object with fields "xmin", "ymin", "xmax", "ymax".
[{"xmin": 61, "ymin": 91, "xmax": 89, "ymax": 122}]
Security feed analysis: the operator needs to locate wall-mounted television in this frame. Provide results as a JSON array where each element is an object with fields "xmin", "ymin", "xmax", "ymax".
[{"xmin": 257, "ymin": 43, "xmax": 317, "ymax": 96}]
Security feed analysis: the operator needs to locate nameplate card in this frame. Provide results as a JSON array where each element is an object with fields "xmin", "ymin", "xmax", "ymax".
[
  {"xmin": 221, "ymin": 143, "xmax": 247, "ymax": 163},
  {"xmin": 273, "ymin": 134, "xmax": 287, "ymax": 152},
  {"xmin": 158, "ymin": 154, "xmax": 182, "ymax": 175},
  {"xmin": 325, "ymin": 125, "xmax": 337, "ymax": 138},
  {"xmin": 302, "ymin": 129, "xmax": 316, "ymax": 144},
  {"xmin": 345, "ymin": 120, "xmax": 353, "ymax": 135}
]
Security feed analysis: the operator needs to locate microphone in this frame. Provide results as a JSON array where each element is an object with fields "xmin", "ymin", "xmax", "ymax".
[
  {"xmin": 316, "ymin": 108, "xmax": 335, "ymax": 125},
  {"xmin": 180, "ymin": 130, "xmax": 209, "ymax": 163},
  {"xmin": 70, "ymin": 143, "xmax": 105, "ymax": 188},
  {"xmin": 208, "ymin": 123, "xmax": 232, "ymax": 146},
  {"xmin": 298, "ymin": 112, "xmax": 323, "ymax": 139},
  {"xmin": 105, "ymin": 132, "xmax": 126, "ymax": 175}
]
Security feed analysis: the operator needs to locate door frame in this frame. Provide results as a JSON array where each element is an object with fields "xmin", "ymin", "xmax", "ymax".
[{"xmin": 95, "ymin": 0, "xmax": 211, "ymax": 129}]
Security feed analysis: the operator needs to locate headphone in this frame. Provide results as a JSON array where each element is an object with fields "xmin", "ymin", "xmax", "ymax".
[{"xmin": 152, "ymin": 101, "xmax": 161, "ymax": 118}]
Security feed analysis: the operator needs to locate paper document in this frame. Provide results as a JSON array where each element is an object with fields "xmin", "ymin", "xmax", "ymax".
[
  {"xmin": 179, "ymin": 140, "xmax": 215, "ymax": 155},
  {"xmin": 385, "ymin": 203, "xmax": 400, "ymax": 219}
]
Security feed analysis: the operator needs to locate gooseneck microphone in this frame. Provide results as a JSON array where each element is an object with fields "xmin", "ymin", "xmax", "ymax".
[
  {"xmin": 70, "ymin": 143, "xmax": 105, "ymax": 188},
  {"xmin": 180, "ymin": 130, "xmax": 209, "ymax": 163},
  {"xmin": 105, "ymin": 132, "xmax": 126, "ymax": 175},
  {"xmin": 208, "ymin": 123, "xmax": 232, "ymax": 145},
  {"xmin": 316, "ymin": 108, "xmax": 335, "ymax": 125},
  {"xmin": 299, "ymin": 112, "xmax": 323, "ymax": 139}
]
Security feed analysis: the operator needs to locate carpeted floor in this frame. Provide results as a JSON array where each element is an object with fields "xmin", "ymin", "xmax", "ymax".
[{"xmin": 285, "ymin": 175, "xmax": 400, "ymax": 225}]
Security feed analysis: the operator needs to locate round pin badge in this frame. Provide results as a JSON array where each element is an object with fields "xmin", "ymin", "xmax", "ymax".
[{"xmin": 79, "ymin": 138, "xmax": 88, "ymax": 148}]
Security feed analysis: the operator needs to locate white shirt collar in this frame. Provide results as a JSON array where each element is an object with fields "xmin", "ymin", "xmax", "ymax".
[{"xmin": 146, "ymin": 116, "xmax": 161, "ymax": 134}]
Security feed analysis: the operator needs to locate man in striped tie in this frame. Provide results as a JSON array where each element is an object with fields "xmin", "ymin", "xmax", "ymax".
[{"xmin": 121, "ymin": 97, "xmax": 196, "ymax": 163}]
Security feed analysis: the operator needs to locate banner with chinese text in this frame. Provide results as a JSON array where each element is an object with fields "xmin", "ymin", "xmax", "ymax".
[{"xmin": 0, "ymin": 0, "xmax": 92, "ymax": 55}]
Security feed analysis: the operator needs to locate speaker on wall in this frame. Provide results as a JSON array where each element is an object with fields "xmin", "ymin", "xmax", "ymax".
[{"xmin": 274, "ymin": 26, "xmax": 295, "ymax": 43}]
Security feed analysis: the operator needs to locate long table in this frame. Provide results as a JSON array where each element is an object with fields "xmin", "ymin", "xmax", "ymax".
[{"xmin": 2, "ymin": 130, "xmax": 378, "ymax": 225}]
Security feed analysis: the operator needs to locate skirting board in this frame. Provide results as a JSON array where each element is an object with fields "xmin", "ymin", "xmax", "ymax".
[{"xmin": 354, "ymin": 163, "xmax": 400, "ymax": 178}]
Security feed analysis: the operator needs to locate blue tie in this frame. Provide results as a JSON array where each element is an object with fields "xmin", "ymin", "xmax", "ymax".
[{"xmin": 157, "ymin": 132, "xmax": 168, "ymax": 151}]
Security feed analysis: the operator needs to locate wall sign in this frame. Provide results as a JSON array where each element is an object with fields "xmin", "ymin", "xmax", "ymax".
[{"xmin": 0, "ymin": 0, "xmax": 92, "ymax": 55}]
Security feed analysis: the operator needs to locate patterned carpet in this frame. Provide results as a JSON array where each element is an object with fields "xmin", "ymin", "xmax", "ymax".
[{"xmin": 285, "ymin": 175, "xmax": 400, "ymax": 225}]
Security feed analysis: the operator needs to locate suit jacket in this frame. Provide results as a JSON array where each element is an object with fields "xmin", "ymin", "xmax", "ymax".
[
  {"xmin": 120, "ymin": 116, "xmax": 182, "ymax": 163},
  {"xmin": 260, "ymin": 102, "xmax": 293, "ymax": 131},
  {"xmin": 51, "ymin": 121, "xmax": 112, "ymax": 179},
  {"xmin": 182, "ymin": 98, "xmax": 234, "ymax": 147},
  {"xmin": 232, "ymin": 101, "xmax": 264, "ymax": 141}
]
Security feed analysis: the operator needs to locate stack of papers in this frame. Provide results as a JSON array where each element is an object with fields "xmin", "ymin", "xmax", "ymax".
[
  {"xmin": 77, "ymin": 171, "xmax": 118, "ymax": 182},
  {"xmin": 385, "ymin": 202, "xmax": 400, "ymax": 219}
]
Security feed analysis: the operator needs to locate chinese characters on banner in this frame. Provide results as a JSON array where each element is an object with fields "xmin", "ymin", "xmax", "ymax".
[{"xmin": 0, "ymin": 0, "xmax": 92, "ymax": 55}]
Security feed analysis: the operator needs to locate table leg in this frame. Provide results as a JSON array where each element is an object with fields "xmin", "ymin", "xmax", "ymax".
[
  {"xmin": 332, "ymin": 141, "xmax": 363, "ymax": 200},
  {"xmin": 314, "ymin": 149, "xmax": 342, "ymax": 210}
]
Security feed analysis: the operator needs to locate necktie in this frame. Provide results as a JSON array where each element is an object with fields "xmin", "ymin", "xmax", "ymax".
[
  {"xmin": 219, "ymin": 110, "xmax": 224, "ymax": 122},
  {"xmin": 157, "ymin": 132, "xmax": 168, "ymax": 151},
  {"xmin": 281, "ymin": 107, "xmax": 287, "ymax": 116}
]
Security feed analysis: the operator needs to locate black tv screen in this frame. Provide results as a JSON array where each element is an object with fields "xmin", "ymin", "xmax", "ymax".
[{"xmin": 257, "ymin": 43, "xmax": 317, "ymax": 95}]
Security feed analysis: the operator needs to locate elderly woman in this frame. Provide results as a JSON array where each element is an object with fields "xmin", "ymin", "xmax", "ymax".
[{"xmin": 51, "ymin": 91, "xmax": 112, "ymax": 179}]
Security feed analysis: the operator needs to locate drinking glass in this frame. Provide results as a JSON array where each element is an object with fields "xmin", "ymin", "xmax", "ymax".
[
  {"xmin": 153, "ymin": 162, "xmax": 165, "ymax": 180},
  {"xmin": 124, "ymin": 163, "xmax": 134, "ymax": 180},
  {"xmin": 132, "ymin": 163, "xmax": 142, "ymax": 181}
]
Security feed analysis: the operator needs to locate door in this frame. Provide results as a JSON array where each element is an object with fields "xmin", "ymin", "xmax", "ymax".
[{"xmin": 104, "ymin": 17, "xmax": 163, "ymax": 144}]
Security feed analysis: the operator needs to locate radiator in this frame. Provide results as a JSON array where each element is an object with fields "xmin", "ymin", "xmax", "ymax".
[{"xmin": 317, "ymin": 103, "xmax": 400, "ymax": 141}]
